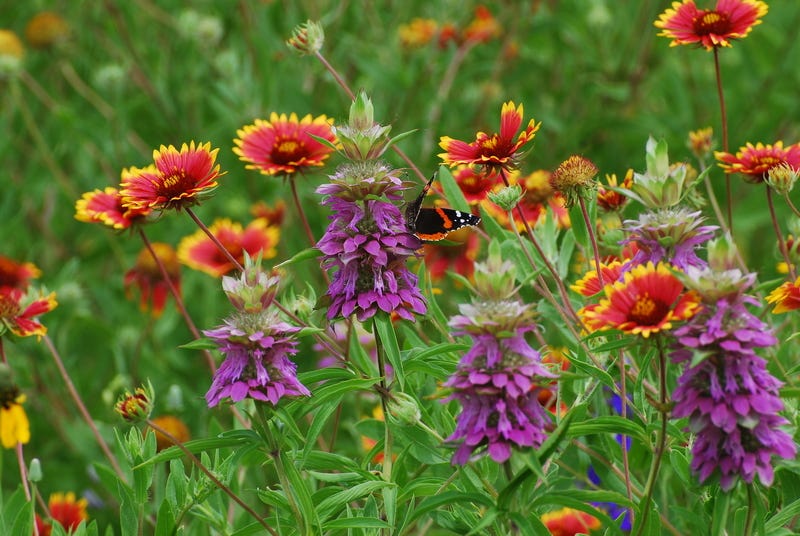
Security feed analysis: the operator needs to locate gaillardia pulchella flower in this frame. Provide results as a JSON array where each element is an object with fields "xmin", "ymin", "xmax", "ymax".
[
  {"xmin": 75, "ymin": 184, "xmax": 152, "ymax": 230},
  {"xmin": 0, "ymin": 286, "xmax": 57, "ymax": 338},
  {"xmin": 444, "ymin": 245, "xmax": 555, "ymax": 464},
  {"xmin": 716, "ymin": 141, "xmax": 800, "ymax": 184},
  {"xmin": 177, "ymin": 218, "xmax": 280, "ymax": 277},
  {"xmin": 655, "ymin": 0, "xmax": 768, "ymax": 50},
  {"xmin": 124, "ymin": 243, "xmax": 181, "ymax": 318},
  {"xmin": 0, "ymin": 255, "xmax": 40, "ymax": 291},
  {"xmin": 36, "ymin": 492, "xmax": 90, "ymax": 535},
  {"xmin": 766, "ymin": 276, "xmax": 800, "ymax": 314},
  {"xmin": 120, "ymin": 141, "xmax": 223, "ymax": 211},
  {"xmin": 671, "ymin": 256, "xmax": 796, "ymax": 490},
  {"xmin": 549, "ymin": 154, "xmax": 599, "ymax": 208},
  {"xmin": 233, "ymin": 112, "xmax": 337, "ymax": 176},
  {"xmin": 578, "ymin": 262, "xmax": 700, "ymax": 338},
  {"xmin": 439, "ymin": 101, "xmax": 540, "ymax": 173}
]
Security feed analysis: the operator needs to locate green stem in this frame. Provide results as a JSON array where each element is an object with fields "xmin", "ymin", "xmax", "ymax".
[
  {"xmin": 185, "ymin": 207, "xmax": 245, "ymax": 273},
  {"xmin": 578, "ymin": 195, "xmax": 604, "ymax": 287},
  {"xmin": 744, "ymin": 484, "xmax": 755, "ymax": 536},
  {"xmin": 147, "ymin": 419, "xmax": 277, "ymax": 535},
  {"xmin": 43, "ymin": 335, "xmax": 127, "ymax": 481},
  {"xmin": 766, "ymin": 185, "xmax": 796, "ymax": 279},
  {"xmin": 712, "ymin": 47, "xmax": 732, "ymax": 231},
  {"xmin": 634, "ymin": 338, "xmax": 669, "ymax": 536}
]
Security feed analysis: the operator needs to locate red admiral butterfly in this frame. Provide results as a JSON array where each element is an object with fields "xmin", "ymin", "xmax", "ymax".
[{"xmin": 406, "ymin": 175, "xmax": 481, "ymax": 242}]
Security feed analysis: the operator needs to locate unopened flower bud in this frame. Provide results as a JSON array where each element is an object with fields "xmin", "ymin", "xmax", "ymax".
[
  {"xmin": 332, "ymin": 91, "xmax": 394, "ymax": 160},
  {"xmin": 766, "ymin": 163, "xmax": 799, "ymax": 195},
  {"xmin": 687, "ymin": 127, "xmax": 714, "ymax": 160},
  {"xmin": 385, "ymin": 392, "xmax": 421, "ymax": 426},
  {"xmin": 115, "ymin": 382, "xmax": 154, "ymax": 423},
  {"xmin": 28, "ymin": 458, "xmax": 42, "ymax": 482},
  {"xmin": 488, "ymin": 184, "xmax": 523, "ymax": 211},
  {"xmin": 472, "ymin": 241, "xmax": 517, "ymax": 300},
  {"xmin": 286, "ymin": 20, "xmax": 324, "ymax": 55}
]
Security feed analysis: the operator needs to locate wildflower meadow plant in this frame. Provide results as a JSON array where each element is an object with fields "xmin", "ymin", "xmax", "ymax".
[{"xmin": 3, "ymin": 3, "xmax": 800, "ymax": 536}]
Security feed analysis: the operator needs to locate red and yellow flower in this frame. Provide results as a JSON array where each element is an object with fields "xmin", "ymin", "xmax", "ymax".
[
  {"xmin": 75, "ymin": 183, "xmax": 151, "ymax": 229},
  {"xmin": 688, "ymin": 127, "xmax": 715, "ymax": 160},
  {"xmin": 0, "ymin": 287, "xmax": 57, "ymax": 338},
  {"xmin": 766, "ymin": 277, "xmax": 800, "ymax": 314},
  {"xmin": 422, "ymin": 229, "xmax": 480, "ymax": 282},
  {"xmin": 0, "ymin": 256, "xmax": 40, "ymax": 291},
  {"xmin": 120, "ymin": 142, "xmax": 223, "ymax": 211},
  {"xmin": 597, "ymin": 170, "xmax": 633, "ymax": 212},
  {"xmin": 36, "ymin": 492, "xmax": 89, "ymax": 536},
  {"xmin": 462, "ymin": 5, "xmax": 501, "ymax": 44},
  {"xmin": 450, "ymin": 165, "xmax": 503, "ymax": 206},
  {"xmin": 250, "ymin": 199, "xmax": 287, "ymax": 227},
  {"xmin": 541, "ymin": 507, "xmax": 601, "ymax": 536},
  {"xmin": 177, "ymin": 218, "xmax": 280, "ymax": 277},
  {"xmin": 715, "ymin": 141, "xmax": 800, "ymax": 183},
  {"xmin": 398, "ymin": 18, "xmax": 438, "ymax": 48},
  {"xmin": 578, "ymin": 262, "xmax": 700, "ymax": 338},
  {"xmin": 571, "ymin": 260, "xmax": 625, "ymax": 297},
  {"xmin": 655, "ymin": 0, "xmax": 768, "ymax": 50},
  {"xmin": 233, "ymin": 113, "xmax": 337, "ymax": 176},
  {"xmin": 439, "ymin": 101, "xmax": 541, "ymax": 173},
  {"xmin": 123, "ymin": 243, "xmax": 180, "ymax": 317}
]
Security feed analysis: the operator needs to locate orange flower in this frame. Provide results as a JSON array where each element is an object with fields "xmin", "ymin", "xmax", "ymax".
[
  {"xmin": 250, "ymin": 200, "xmax": 287, "ymax": 226},
  {"xmin": 766, "ymin": 277, "xmax": 800, "ymax": 314},
  {"xmin": 578, "ymin": 262, "xmax": 700, "ymax": 338},
  {"xmin": 46, "ymin": 492, "xmax": 89, "ymax": 532},
  {"xmin": 75, "ymin": 183, "xmax": 151, "ymax": 229},
  {"xmin": 688, "ymin": 127, "xmax": 715, "ymax": 159},
  {"xmin": 450, "ymin": 166, "xmax": 503, "ymax": 206},
  {"xmin": 0, "ymin": 287, "xmax": 57, "ymax": 338},
  {"xmin": 178, "ymin": 218, "xmax": 279, "ymax": 277},
  {"xmin": 123, "ymin": 243, "xmax": 180, "ymax": 317},
  {"xmin": 541, "ymin": 507, "xmax": 601, "ymax": 536},
  {"xmin": 597, "ymin": 170, "xmax": 633, "ymax": 212},
  {"xmin": 463, "ymin": 5, "xmax": 501, "ymax": 44},
  {"xmin": 149, "ymin": 415, "xmax": 191, "ymax": 451},
  {"xmin": 25, "ymin": 11, "xmax": 70, "ymax": 49},
  {"xmin": 715, "ymin": 141, "xmax": 800, "ymax": 183},
  {"xmin": 233, "ymin": 113, "xmax": 337, "ymax": 176},
  {"xmin": 398, "ymin": 18, "xmax": 438, "ymax": 48},
  {"xmin": 422, "ymin": 229, "xmax": 480, "ymax": 282},
  {"xmin": 0, "ymin": 256, "xmax": 40, "ymax": 291},
  {"xmin": 571, "ymin": 261, "xmax": 625, "ymax": 297},
  {"xmin": 655, "ymin": 0, "xmax": 768, "ymax": 50},
  {"xmin": 120, "ymin": 142, "xmax": 223, "ymax": 211},
  {"xmin": 439, "ymin": 101, "xmax": 541, "ymax": 173}
]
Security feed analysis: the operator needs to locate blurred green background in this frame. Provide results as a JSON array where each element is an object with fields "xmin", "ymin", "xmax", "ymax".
[{"xmin": 2, "ymin": 0, "xmax": 799, "ymax": 526}]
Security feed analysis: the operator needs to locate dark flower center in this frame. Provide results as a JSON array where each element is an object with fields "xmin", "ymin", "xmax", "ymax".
[
  {"xmin": 739, "ymin": 426, "xmax": 761, "ymax": 453},
  {"xmin": 159, "ymin": 170, "xmax": 195, "ymax": 200},
  {"xmin": 272, "ymin": 138, "xmax": 306, "ymax": 165},
  {"xmin": 693, "ymin": 11, "xmax": 731, "ymax": 36},
  {"xmin": 629, "ymin": 294, "xmax": 670, "ymax": 325},
  {"xmin": 0, "ymin": 294, "xmax": 20, "ymax": 319},
  {"xmin": 478, "ymin": 134, "xmax": 512, "ymax": 160},
  {"xmin": 0, "ymin": 385, "xmax": 20, "ymax": 409}
]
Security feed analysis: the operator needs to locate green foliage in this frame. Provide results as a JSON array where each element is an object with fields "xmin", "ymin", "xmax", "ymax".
[{"xmin": 2, "ymin": 1, "xmax": 800, "ymax": 535}]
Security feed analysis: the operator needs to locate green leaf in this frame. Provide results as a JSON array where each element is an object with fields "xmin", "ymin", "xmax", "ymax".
[
  {"xmin": 179, "ymin": 338, "xmax": 218, "ymax": 350},
  {"xmin": 437, "ymin": 166, "xmax": 471, "ymax": 212},
  {"xmin": 138, "ymin": 430, "xmax": 261, "ymax": 466},
  {"xmin": 316, "ymin": 480, "xmax": 395, "ymax": 522},
  {"xmin": 280, "ymin": 450, "xmax": 321, "ymax": 533},
  {"xmin": 274, "ymin": 246, "xmax": 320, "ymax": 268},
  {"xmin": 566, "ymin": 416, "xmax": 648, "ymax": 444},
  {"xmin": 373, "ymin": 313, "xmax": 404, "ymax": 389}
]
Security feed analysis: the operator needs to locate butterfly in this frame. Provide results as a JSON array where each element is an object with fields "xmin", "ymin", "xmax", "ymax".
[{"xmin": 405, "ymin": 175, "xmax": 481, "ymax": 242}]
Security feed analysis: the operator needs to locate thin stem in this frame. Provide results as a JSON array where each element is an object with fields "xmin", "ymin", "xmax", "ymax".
[
  {"xmin": 578, "ymin": 195, "xmax": 604, "ymax": 287},
  {"xmin": 185, "ymin": 208, "xmax": 245, "ymax": 273},
  {"xmin": 137, "ymin": 229, "xmax": 217, "ymax": 373},
  {"xmin": 784, "ymin": 193, "xmax": 800, "ymax": 219},
  {"xmin": 372, "ymin": 322, "xmax": 394, "ymax": 485},
  {"xmin": 617, "ymin": 349, "xmax": 634, "ymax": 527},
  {"xmin": 42, "ymin": 335, "xmax": 127, "ymax": 480},
  {"xmin": 766, "ymin": 186, "xmax": 796, "ymax": 279},
  {"xmin": 147, "ymin": 419, "xmax": 277, "ymax": 535},
  {"xmin": 15, "ymin": 443, "xmax": 31, "ymax": 501},
  {"xmin": 288, "ymin": 175, "xmax": 318, "ymax": 247},
  {"xmin": 634, "ymin": 338, "xmax": 670, "ymax": 536},
  {"xmin": 713, "ymin": 47, "xmax": 732, "ymax": 230}
]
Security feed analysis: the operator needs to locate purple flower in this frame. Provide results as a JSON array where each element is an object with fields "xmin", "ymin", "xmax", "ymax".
[
  {"xmin": 622, "ymin": 208, "xmax": 717, "ymax": 270},
  {"xmin": 317, "ymin": 163, "xmax": 426, "ymax": 321},
  {"xmin": 444, "ymin": 305, "xmax": 555, "ymax": 464},
  {"xmin": 671, "ymin": 296, "xmax": 796, "ymax": 490},
  {"xmin": 204, "ymin": 314, "xmax": 309, "ymax": 407}
]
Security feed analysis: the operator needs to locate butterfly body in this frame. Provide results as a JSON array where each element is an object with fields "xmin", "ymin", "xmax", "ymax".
[{"xmin": 406, "ymin": 176, "xmax": 481, "ymax": 242}]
